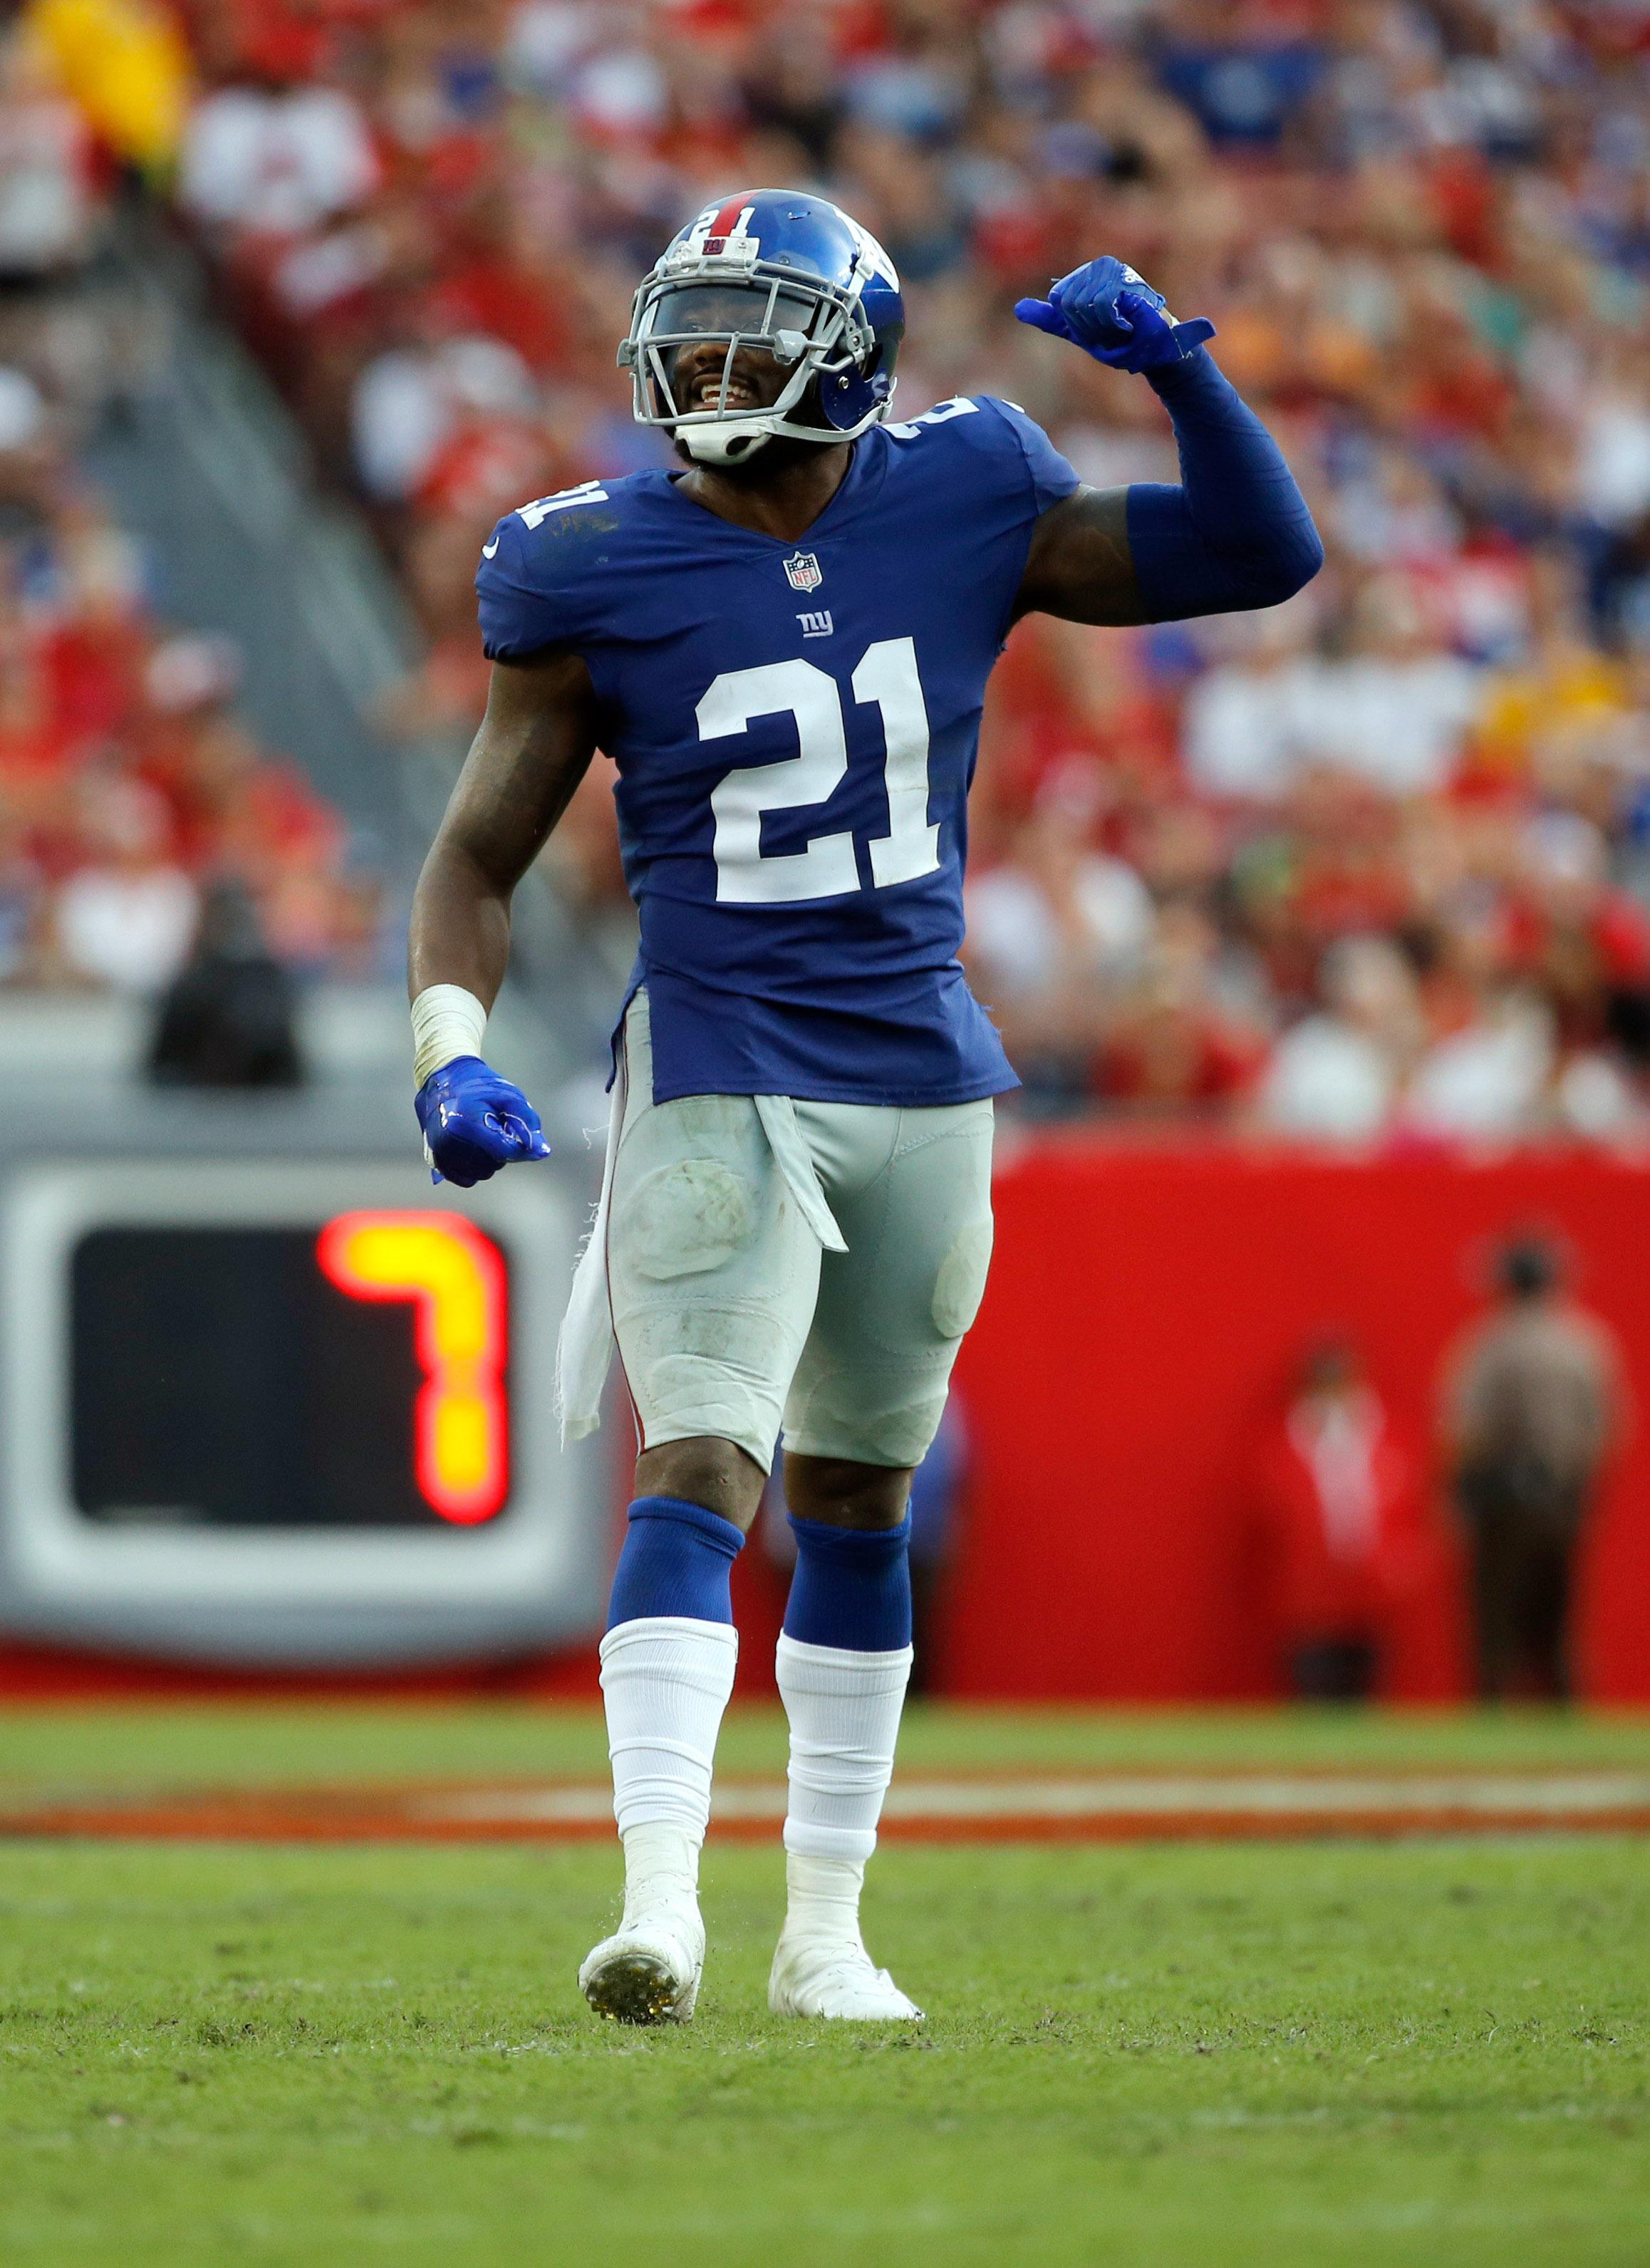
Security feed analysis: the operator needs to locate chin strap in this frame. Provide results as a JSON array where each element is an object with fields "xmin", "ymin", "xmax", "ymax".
[{"xmin": 680, "ymin": 422, "xmax": 773, "ymax": 464}]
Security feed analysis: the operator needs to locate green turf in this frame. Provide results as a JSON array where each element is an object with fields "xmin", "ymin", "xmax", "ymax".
[
  {"xmin": 4, "ymin": 1696, "xmax": 1650, "ymax": 1797},
  {"xmin": 1, "ymin": 1708, "xmax": 1646, "ymax": 2267}
]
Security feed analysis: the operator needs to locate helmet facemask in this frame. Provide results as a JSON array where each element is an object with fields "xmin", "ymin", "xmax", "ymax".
[{"xmin": 621, "ymin": 247, "xmax": 896, "ymax": 465}]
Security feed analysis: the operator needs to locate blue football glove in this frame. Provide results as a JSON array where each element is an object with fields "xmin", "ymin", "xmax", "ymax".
[
  {"xmin": 1015, "ymin": 256, "xmax": 1215, "ymax": 373},
  {"xmin": 414, "ymin": 1055, "xmax": 551, "ymax": 1189}
]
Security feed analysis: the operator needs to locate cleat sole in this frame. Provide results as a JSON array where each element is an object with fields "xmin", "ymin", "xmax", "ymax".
[{"xmin": 582, "ymin": 1946, "xmax": 692, "ymax": 2026}]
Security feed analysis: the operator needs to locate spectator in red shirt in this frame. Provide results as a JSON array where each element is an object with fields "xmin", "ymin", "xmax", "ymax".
[{"xmin": 1248, "ymin": 1336, "xmax": 1423, "ymax": 1702}]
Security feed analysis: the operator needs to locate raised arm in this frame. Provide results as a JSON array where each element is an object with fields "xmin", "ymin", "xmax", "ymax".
[
  {"xmin": 1012, "ymin": 257, "xmax": 1324, "ymax": 628},
  {"xmin": 408, "ymin": 648, "xmax": 599, "ymax": 1184}
]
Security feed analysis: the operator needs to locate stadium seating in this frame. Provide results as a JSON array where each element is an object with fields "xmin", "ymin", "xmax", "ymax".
[
  {"xmin": 0, "ymin": 3, "xmax": 382, "ymax": 1002},
  {"xmin": 36, "ymin": 0, "xmax": 1650, "ymax": 1140}
]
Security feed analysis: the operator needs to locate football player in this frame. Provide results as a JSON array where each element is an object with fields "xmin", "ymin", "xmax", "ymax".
[{"xmin": 408, "ymin": 191, "xmax": 1322, "ymax": 2025}]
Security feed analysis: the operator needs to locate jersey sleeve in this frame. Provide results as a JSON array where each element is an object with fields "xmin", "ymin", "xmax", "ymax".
[
  {"xmin": 475, "ymin": 499, "xmax": 603, "ymax": 661},
  {"xmin": 977, "ymin": 396, "xmax": 1082, "ymax": 516}
]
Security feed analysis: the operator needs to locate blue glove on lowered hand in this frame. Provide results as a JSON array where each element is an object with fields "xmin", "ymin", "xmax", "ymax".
[
  {"xmin": 415, "ymin": 1055, "xmax": 551, "ymax": 1188},
  {"xmin": 1015, "ymin": 256, "xmax": 1215, "ymax": 373}
]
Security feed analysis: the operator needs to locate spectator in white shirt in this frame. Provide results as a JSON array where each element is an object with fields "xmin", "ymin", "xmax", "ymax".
[
  {"xmin": 55, "ymin": 776, "xmax": 198, "ymax": 993},
  {"xmin": 181, "ymin": 66, "xmax": 377, "ymax": 242},
  {"xmin": 1182, "ymin": 596, "xmax": 1319, "ymax": 802},
  {"xmin": 967, "ymin": 802, "xmax": 1152, "ymax": 983},
  {"xmin": 1255, "ymin": 935, "xmax": 1423, "ymax": 1141},
  {"xmin": 1301, "ymin": 577, "xmax": 1484, "ymax": 799},
  {"xmin": 965, "ymin": 799, "xmax": 1155, "ymax": 1090},
  {"xmin": 1185, "ymin": 577, "xmax": 1483, "ymax": 802},
  {"xmin": 1403, "ymin": 983, "xmax": 1557, "ymax": 1142},
  {"xmin": 0, "ymin": 29, "xmax": 95, "ymax": 276}
]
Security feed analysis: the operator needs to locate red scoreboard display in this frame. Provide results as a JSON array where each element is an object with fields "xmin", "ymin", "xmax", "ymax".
[{"xmin": 0, "ymin": 1160, "xmax": 603, "ymax": 1666}]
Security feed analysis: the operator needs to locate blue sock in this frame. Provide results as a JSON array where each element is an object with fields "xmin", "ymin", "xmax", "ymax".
[
  {"xmin": 782, "ymin": 1515, "xmax": 912, "ymax": 1653},
  {"xmin": 606, "ymin": 1496, "xmax": 744, "ymax": 1630}
]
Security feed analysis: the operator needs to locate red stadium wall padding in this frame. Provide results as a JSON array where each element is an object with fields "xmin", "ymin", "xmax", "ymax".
[{"xmin": 942, "ymin": 1139, "xmax": 1650, "ymax": 1704}]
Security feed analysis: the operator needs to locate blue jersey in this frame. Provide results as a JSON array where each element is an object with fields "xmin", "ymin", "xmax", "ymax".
[{"xmin": 476, "ymin": 395, "xmax": 1079, "ymax": 1106}]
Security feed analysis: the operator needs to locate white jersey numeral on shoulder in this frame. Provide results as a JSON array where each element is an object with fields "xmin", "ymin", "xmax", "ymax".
[
  {"xmin": 700, "ymin": 643, "xmax": 939, "ymax": 904},
  {"xmin": 884, "ymin": 396, "xmax": 979, "ymax": 441},
  {"xmin": 702, "ymin": 661, "xmax": 857, "ymax": 905},
  {"xmin": 517, "ymin": 481, "xmax": 610, "ymax": 529}
]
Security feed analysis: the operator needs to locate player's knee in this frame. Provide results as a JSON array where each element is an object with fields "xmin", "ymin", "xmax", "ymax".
[
  {"xmin": 784, "ymin": 1452, "xmax": 914, "ymax": 1528},
  {"xmin": 628, "ymin": 1158, "xmax": 759, "ymax": 1280},
  {"xmin": 636, "ymin": 1435, "xmax": 767, "ymax": 1531},
  {"xmin": 930, "ymin": 1217, "xmax": 993, "ymax": 1340}
]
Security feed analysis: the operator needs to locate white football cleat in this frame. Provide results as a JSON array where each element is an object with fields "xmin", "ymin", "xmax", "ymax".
[
  {"xmin": 767, "ymin": 1933, "xmax": 924, "ymax": 2021},
  {"xmin": 579, "ymin": 1909, "xmax": 704, "ymax": 2026}
]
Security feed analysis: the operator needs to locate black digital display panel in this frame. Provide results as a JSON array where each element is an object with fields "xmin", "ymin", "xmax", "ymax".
[{"xmin": 69, "ymin": 1223, "xmax": 511, "ymax": 1529}]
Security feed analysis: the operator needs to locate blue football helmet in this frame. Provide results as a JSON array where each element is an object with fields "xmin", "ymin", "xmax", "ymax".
[{"xmin": 620, "ymin": 189, "xmax": 905, "ymax": 465}]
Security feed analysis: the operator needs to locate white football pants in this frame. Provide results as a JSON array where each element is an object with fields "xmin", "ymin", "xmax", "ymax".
[{"xmin": 601, "ymin": 988, "xmax": 995, "ymax": 1474}]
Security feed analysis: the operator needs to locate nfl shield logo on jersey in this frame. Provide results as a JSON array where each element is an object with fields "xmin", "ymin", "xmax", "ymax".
[{"xmin": 784, "ymin": 551, "xmax": 823, "ymax": 594}]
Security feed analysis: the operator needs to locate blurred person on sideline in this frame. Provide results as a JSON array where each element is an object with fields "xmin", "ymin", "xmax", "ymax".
[
  {"xmin": 148, "ymin": 875, "xmax": 302, "ymax": 1088},
  {"xmin": 179, "ymin": 27, "xmax": 374, "ymax": 242},
  {"xmin": 0, "ymin": 24, "xmax": 99, "ymax": 276},
  {"xmin": 1248, "ymin": 1337, "xmax": 1421, "ymax": 1702},
  {"xmin": 1442, "ymin": 1236, "xmax": 1623, "ymax": 1702}
]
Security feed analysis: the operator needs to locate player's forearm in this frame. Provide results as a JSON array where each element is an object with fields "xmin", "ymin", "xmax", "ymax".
[
  {"xmin": 408, "ymin": 836, "xmax": 516, "ymax": 1013},
  {"xmin": 1126, "ymin": 351, "xmax": 1324, "ymax": 621}
]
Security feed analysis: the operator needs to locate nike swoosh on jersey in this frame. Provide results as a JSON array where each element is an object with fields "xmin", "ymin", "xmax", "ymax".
[{"xmin": 482, "ymin": 537, "xmax": 499, "ymax": 557}]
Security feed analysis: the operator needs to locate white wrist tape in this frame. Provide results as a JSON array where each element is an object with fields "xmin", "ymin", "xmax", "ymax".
[{"xmin": 411, "ymin": 984, "xmax": 487, "ymax": 1087}]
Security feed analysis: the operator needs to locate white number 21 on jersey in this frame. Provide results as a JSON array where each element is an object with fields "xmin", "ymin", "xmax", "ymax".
[{"xmin": 697, "ymin": 638, "xmax": 941, "ymax": 905}]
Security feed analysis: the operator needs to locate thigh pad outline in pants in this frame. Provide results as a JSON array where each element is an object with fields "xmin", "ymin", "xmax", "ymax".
[
  {"xmin": 607, "ymin": 1062, "xmax": 823, "ymax": 1476},
  {"xmin": 782, "ymin": 1099, "xmax": 995, "ymax": 1469}
]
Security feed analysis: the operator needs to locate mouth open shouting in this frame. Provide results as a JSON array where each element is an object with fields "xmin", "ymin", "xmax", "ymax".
[{"xmin": 680, "ymin": 358, "xmax": 767, "ymax": 414}]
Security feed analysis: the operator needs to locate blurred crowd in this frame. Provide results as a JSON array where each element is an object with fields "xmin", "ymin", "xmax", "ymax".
[
  {"xmin": 0, "ymin": 0, "xmax": 375, "ymax": 998},
  {"xmin": 0, "ymin": 437, "xmax": 380, "ymax": 992},
  {"xmin": 26, "ymin": 0, "xmax": 1650, "ymax": 1134}
]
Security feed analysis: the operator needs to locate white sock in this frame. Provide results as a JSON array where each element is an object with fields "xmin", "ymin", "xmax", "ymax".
[
  {"xmin": 599, "ymin": 1616, "xmax": 739, "ymax": 1917},
  {"xmin": 783, "ymin": 1850, "xmax": 867, "ymax": 1949},
  {"xmin": 776, "ymin": 1633, "xmax": 913, "ymax": 1941},
  {"xmin": 618, "ymin": 1820, "xmax": 702, "ymax": 1930}
]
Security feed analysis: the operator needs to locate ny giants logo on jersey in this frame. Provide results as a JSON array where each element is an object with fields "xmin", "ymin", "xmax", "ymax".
[{"xmin": 784, "ymin": 551, "xmax": 823, "ymax": 594}]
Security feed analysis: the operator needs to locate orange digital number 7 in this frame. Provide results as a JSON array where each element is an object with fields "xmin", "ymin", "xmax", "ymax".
[{"xmin": 317, "ymin": 1213, "xmax": 508, "ymax": 1524}]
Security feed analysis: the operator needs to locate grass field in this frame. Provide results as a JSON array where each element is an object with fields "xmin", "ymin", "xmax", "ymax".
[{"xmin": 1, "ymin": 1704, "xmax": 1646, "ymax": 2267}]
